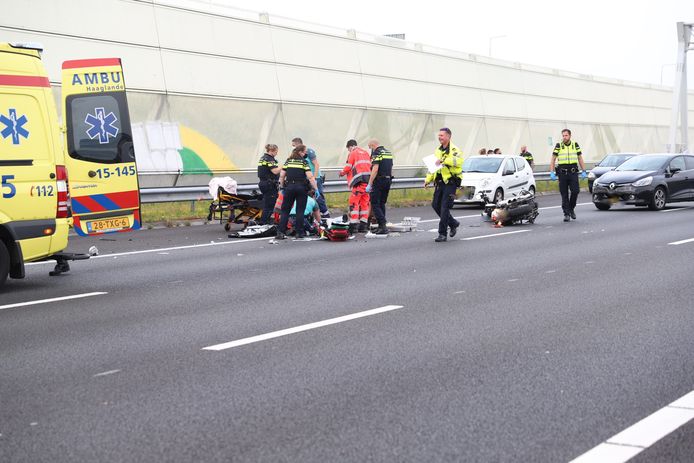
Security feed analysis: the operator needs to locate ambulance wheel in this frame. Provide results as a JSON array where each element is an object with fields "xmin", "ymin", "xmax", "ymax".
[
  {"xmin": 493, "ymin": 188, "xmax": 504, "ymax": 203},
  {"xmin": 594, "ymin": 203, "xmax": 611, "ymax": 211},
  {"xmin": 0, "ymin": 240, "xmax": 10, "ymax": 287}
]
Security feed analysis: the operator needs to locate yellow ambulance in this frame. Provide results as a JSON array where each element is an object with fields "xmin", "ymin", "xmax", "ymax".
[{"xmin": 0, "ymin": 42, "xmax": 141, "ymax": 287}]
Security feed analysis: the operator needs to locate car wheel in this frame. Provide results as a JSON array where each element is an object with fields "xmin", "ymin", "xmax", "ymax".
[
  {"xmin": 0, "ymin": 240, "xmax": 9, "ymax": 287},
  {"xmin": 648, "ymin": 187, "xmax": 667, "ymax": 211},
  {"xmin": 594, "ymin": 203, "xmax": 611, "ymax": 211},
  {"xmin": 493, "ymin": 188, "xmax": 504, "ymax": 204}
]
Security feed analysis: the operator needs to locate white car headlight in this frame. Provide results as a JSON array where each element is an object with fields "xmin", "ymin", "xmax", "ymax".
[
  {"xmin": 587, "ymin": 172, "xmax": 596, "ymax": 180},
  {"xmin": 632, "ymin": 176, "xmax": 652, "ymax": 187}
]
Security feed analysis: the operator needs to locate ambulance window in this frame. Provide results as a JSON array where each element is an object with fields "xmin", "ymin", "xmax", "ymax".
[{"xmin": 66, "ymin": 92, "xmax": 134, "ymax": 164}]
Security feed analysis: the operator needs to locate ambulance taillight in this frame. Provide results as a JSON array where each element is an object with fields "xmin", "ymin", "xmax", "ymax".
[{"xmin": 56, "ymin": 166, "xmax": 71, "ymax": 218}]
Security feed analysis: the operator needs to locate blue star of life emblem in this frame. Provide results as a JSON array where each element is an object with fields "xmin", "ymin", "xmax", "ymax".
[
  {"xmin": 85, "ymin": 107, "xmax": 119, "ymax": 144},
  {"xmin": 0, "ymin": 109, "xmax": 29, "ymax": 145}
]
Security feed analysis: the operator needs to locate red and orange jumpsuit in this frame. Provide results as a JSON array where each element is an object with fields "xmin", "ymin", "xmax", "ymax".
[{"xmin": 339, "ymin": 147, "xmax": 371, "ymax": 225}]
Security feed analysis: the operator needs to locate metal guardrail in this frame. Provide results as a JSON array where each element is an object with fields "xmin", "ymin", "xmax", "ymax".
[{"xmin": 140, "ymin": 172, "xmax": 557, "ymax": 203}]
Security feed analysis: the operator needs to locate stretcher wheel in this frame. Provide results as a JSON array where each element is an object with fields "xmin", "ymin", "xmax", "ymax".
[{"xmin": 224, "ymin": 223, "xmax": 231, "ymax": 231}]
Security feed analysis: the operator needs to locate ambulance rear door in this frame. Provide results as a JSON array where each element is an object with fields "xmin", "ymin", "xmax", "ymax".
[{"xmin": 61, "ymin": 58, "xmax": 141, "ymax": 236}]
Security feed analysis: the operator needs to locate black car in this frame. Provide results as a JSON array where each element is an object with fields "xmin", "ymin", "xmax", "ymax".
[
  {"xmin": 592, "ymin": 153, "xmax": 694, "ymax": 210},
  {"xmin": 587, "ymin": 152, "xmax": 639, "ymax": 192}
]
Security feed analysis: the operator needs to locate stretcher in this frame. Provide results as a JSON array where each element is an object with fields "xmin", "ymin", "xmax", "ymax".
[{"xmin": 207, "ymin": 186, "xmax": 263, "ymax": 231}]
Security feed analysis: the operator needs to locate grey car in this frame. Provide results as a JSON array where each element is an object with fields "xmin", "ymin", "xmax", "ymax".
[{"xmin": 587, "ymin": 152, "xmax": 639, "ymax": 192}]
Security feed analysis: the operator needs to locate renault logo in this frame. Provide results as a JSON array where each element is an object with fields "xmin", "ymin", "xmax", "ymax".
[{"xmin": 609, "ymin": 182, "xmax": 616, "ymax": 190}]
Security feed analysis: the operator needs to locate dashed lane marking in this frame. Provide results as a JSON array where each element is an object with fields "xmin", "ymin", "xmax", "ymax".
[
  {"xmin": 668, "ymin": 237, "xmax": 694, "ymax": 246},
  {"xmin": 660, "ymin": 206, "xmax": 694, "ymax": 213},
  {"xmin": 203, "ymin": 305, "xmax": 404, "ymax": 351},
  {"xmin": 0, "ymin": 292, "xmax": 107, "ymax": 311},
  {"xmin": 569, "ymin": 390, "xmax": 694, "ymax": 463},
  {"xmin": 93, "ymin": 369, "xmax": 121, "ymax": 378},
  {"xmin": 418, "ymin": 201, "xmax": 594, "ymax": 223},
  {"xmin": 462, "ymin": 230, "xmax": 531, "ymax": 240}
]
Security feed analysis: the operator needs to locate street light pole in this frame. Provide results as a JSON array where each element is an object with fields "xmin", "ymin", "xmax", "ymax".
[{"xmin": 488, "ymin": 35, "xmax": 507, "ymax": 57}]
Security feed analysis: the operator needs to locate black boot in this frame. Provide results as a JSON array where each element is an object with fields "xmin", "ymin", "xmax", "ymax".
[
  {"xmin": 563, "ymin": 214, "xmax": 570, "ymax": 222},
  {"xmin": 435, "ymin": 234, "xmax": 447, "ymax": 242},
  {"xmin": 358, "ymin": 222, "xmax": 368, "ymax": 233},
  {"xmin": 570, "ymin": 210, "xmax": 576, "ymax": 220}
]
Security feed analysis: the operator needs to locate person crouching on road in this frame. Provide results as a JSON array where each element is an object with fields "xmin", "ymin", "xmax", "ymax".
[
  {"xmin": 366, "ymin": 139, "xmax": 394, "ymax": 235},
  {"xmin": 257, "ymin": 143, "xmax": 281, "ymax": 224},
  {"xmin": 289, "ymin": 192, "xmax": 322, "ymax": 236},
  {"xmin": 424, "ymin": 127, "xmax": 463, "ymax": 242},
  {"xmin": 339, "ymin": 139, "xmax": 372, "ymax": 233},
  {"xmin": 276, "ymin": 145, "xmax": 319, "ymax": 240}
]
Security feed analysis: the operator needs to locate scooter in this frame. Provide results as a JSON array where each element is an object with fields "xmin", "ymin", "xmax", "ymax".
[{"xmin": 480, "ymin": 189, "xmax": 539, "ymax": 226}]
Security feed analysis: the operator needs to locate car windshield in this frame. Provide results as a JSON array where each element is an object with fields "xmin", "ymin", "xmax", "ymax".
[
  {"xmin": 615, "ymin": 155, "xmax": 669, "ymax": 172},
  {"xmin": 598, "ymin": 154, "xmax": 634, "ymax": 168},
  {"xmin": 462, "ymin": 157, "xmax": 503, "ymax": 173}
]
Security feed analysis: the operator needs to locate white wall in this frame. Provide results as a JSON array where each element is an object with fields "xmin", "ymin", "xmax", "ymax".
[{"xmin": 2, "ymin": 0, "xmax": 692, "ymax": 170}]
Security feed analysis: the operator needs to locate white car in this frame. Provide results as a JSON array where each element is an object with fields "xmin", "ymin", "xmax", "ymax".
[{"xmin": 454, "ymin": 155, "xmax": 536, "ymax": 206}]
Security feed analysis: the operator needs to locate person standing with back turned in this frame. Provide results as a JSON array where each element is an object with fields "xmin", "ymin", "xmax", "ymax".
[
  {"xmin": 424, "ymin": 128, "xmax": 463, "ymax": 242},
  {"xmin": 276, "ymin": 144, "xmax": 319, "ymax": 240},
  {"xmin": 549, "ymin": 129, "xmax": 587, "ymax": 222}
]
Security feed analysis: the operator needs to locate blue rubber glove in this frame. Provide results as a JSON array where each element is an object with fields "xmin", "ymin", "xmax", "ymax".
[
  {"xmin": 549, "ymin": 171, "xmax": 557, "ymax": 181},
  {"xmin": 365, "ymin": 184, "xmax": 372, "ymax": 193},
  {"xmin": 581, "ymin": 170, "xmax": 588, "ymax": 179}
]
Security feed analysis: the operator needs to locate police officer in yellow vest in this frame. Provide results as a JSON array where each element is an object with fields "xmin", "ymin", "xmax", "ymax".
[
  {"xmin": 549, "ymin": 129, "xmax": 587, "ymax": 222},
  {"xmin": 424, "ymin": 127, "xmax": 463, "ymax": 242}
]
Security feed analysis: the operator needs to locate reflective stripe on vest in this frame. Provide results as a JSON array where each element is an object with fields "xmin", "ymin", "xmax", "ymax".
[{"xmin": 555, "ymin": 142, "xmax": 579, "ymax": 165}]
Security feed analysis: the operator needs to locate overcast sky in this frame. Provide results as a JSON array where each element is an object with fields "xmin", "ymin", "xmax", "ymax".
[{"xmin": 209, "ymin": 0, "xmax": 693, "ymax": 88}]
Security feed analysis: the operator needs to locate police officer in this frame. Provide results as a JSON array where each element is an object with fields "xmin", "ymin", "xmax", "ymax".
[
  {"xmin": 276, "ymin": 144, "xmax": 318, "ymax": 240},
  {"xmin": 366, "ymin": 139, "xmax": 393, "ymax": 235},
  {"xmin": 257, "ymin": 143, "xmax": 280, "ymax": 224},
  {"xmin": 424, "ymin": 128, "xmax": 463, "ymax": 242},
  {"xmin": 549, "ymin": 129, "xmax": 587, "ymax": 222},
  {"xmin": 519, "ymin": 145, "xmax": 534, "ymax": 170}
]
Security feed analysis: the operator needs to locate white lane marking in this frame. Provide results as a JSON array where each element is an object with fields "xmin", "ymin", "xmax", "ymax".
[
  {"xmin": 454, "ymin": 290, "xmax": 466, "ymax": 294},
  {"xmin": 507, "ymin": 278, "xmax": 520, "ymax": 282},
  {"xmin": 26, "ymin": 236, "xmax": 274, "ymax": 266},
  {"xmin": 668, "ymin": 237, "xmax": 694, "ymax": 246},
  {"xmin": 203, "ymin": 305, "xmax": 404, "ymax": 351},
  {"xmin": 419, "ymin": 214, "xmax": 480, "ymax": 224},
  {"xmin": 545, "ymin": 270, "xmax": 557, "ymax": 274},
  {"xmin": 660, "ymin": 206, "xmax": 694, "ymax": 213},
  {"xmin": 418, "ymin": 201, "xmax": 593, "ymax": 223},
  {"xmin": 462, "ymin": 230, "xmax": 530, "ymax": 240},
  {"xmin": 0, "ymin": 292, "xmax": 107, "ymax": 311},
  {"xmin": 569, "ymin": 389, "xmax": 694, "ymax": 463},
  {"xmin": 93, "ymin": 369, "xmax": 121, "ymax": 378}
]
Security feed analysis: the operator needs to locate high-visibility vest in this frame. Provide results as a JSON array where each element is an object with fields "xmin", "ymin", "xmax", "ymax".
[
  {"xmin": 553, "ymin": 141, "xmax": 581, "ymax": 165},
  {"xmin": 425, "ymin": 143, "xmax": 463, "ymax": 184},
  {"xmin": 340, "ymin": 147, "xmax": 371, "ymax": 188}
]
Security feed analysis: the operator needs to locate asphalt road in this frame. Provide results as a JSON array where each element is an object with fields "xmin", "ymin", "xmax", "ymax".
[{"xmin": 2, "ymin": 194, "xmax": 694, "ymax": 462}]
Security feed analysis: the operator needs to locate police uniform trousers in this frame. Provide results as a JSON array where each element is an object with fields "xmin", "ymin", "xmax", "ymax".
[
  {"xmin": 279, "ymin": 183, "xmax": 308, "ymax": 235},
  {"xmin": 432, "ymin": 178, "xmax": 460, "ymax": 235},
  {"xmin": 557, "ymin": 166, "xmax": 580, "ymax": 215},
  {"xmin": 258, "ymin": 179, "xmax": 278, "ymax": 224},
  {"xmin": 370, "ymin": 176, "xmax": 391, "ymax": 227}
]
